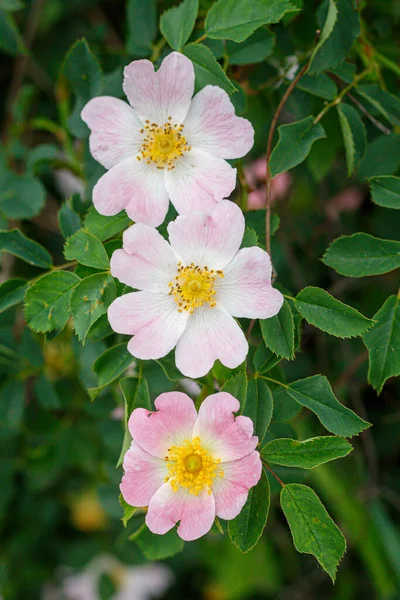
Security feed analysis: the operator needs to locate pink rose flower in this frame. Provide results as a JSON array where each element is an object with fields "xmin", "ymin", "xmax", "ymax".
[
  {"xmin": 108, "ymin": 201, "xmax": 283, "ymax": 378},
  {"xmin": 121, "ymin": 391, "xmax": 262, "ymax": 541},
  {"xmin": 81, "ymin": 52, "xmax": 254, "ymax": 227}
]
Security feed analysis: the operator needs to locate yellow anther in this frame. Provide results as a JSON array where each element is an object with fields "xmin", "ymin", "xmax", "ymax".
[
  {"xmin": 138, "ymin": 121, "xmax": 191, "ymax": 169},
  {"xmin": 168, "ymin": 264, "xmax": 223, "ymax": 314}
]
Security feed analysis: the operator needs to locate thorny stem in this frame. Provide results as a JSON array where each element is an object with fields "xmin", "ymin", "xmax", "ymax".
[{"xmin": 262, "ymin": 461, "xmax": 286, "ymax": 487}]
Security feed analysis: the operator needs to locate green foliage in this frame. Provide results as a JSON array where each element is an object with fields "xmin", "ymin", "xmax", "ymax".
[
  {"xmin": 262, "ymin": 436, "xmax": 353, "ymax": 469},
  {"xmin": 133, "ymin": 525, "xmax": 185, "ymax": 559},
  {"xmin": 356, "ymin": 85, "xmax": 400, "ymax": 127},
  {"xmin": 58, "ymin": 200, "xmax": 82, "ymax": 239},
  {"xmin": 337, "ymin": 102, "xmax": 366, "ymax": 175},
  {"xmin": 269, "ymin": 117, "xmax": 326, "ymax": 177},
  {"xmin": 363, "ymin": 295, "xmax": 400, "ymax": 394},
  {"xmin": 322, "ymin": 233, "xmax": 400, "ymax": 277},
  {"xmin": 369, "ymin": 176, "xmax": 400, "ymax": 209},
  {"xmin": 0, "ymin": 229, "xmax": 52, "ymax": 268},
  {"xmin": 69, "ymin": 273, "xmax": 116, "ymax": 342},
  {"xmin": 0, "ymin": 277, "xmax": 26, "ymax": 313},
  {"xmin": 242, "ymin": 378, "xmax": 273, "ymax": 443},
  {"xmin": 281, "ymin": 483, "xmax": 346, "ymax": 581},
  {"xmin": 64, "ymin": 229, "xmax": 109, "ymax": 270},
  {"xmin": 260, "ymin": 300, "xmax": 295, "ymax": 359},
  {"xmin": 0, "ymin": 8, "xmax": 24, "ymax": 55},
  {"xmin": 0, "ymin": 171, "xmax": 45, "ymax": 219},
  {"xmin": 183, "ymin": 43, "xmax": 236, "ymax": 93},
  {"xmin": 89, "ymin": 343, "xmax": 133, "ymax": 399},
  {"xmin": 118, "ymin": 376, "xmax": 151, "ymax": 466},
  {"xmin": 307, "ymin": 0, "xmax": 337, "ymax": 72},
  {"xmin": 84, "ymin": 208, "xmax": 131, "ymax": 241},
  {"xmin": 160, "ymin": 0, "xmax": 198, "ymax": 50},
  {"xmin": 126, "ymin": 0, "xmax": 157, "ymax": 56},
  {"xmin": 226, "ymin": 29, "xmax": 275, "ymax": 66}
]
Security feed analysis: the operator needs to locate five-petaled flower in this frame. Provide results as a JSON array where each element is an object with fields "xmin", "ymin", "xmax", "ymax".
[
  {"xmin": 108, "ymin": 200, "xmax": 284, "ymax": 378},
  {"xmin": 81, "ymin": 51, "xmax": 254, "ymax": 227},
  {"xmin": 120, "ymin": 391, "xmax": 262, "ymax": 541}
]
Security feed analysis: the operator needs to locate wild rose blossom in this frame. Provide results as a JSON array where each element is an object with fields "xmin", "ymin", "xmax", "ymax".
[
  {"xmin": 81, "ymin": 52, "xmax": 254, "ymax": 227},
  {"xmin": 108, "ymin": 200, "xmax": 283, "ymax": 378},
  {"xmin": 120, "ymin": 391, "xmax": 262, "ymax": 541}
]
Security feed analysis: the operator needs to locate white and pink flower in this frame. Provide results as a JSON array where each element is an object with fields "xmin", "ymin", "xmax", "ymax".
[
  {"xmin": 121, "ymin": 391, "xmax": 262, "ymax": 541},
  {"xmin": 81, "ymin": 52, "xmax": 254, "ymax": 227},
  {"xmin": 108, "ymin": 200, "xmax": 283, "ymax": 378}
]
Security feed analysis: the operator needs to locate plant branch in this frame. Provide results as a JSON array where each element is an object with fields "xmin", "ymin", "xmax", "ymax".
[
  {"xmin": 313, "ymin": 67, "xmax": 371, "ymax": 124},
  {"xmin": 262, "ymin": 460, "xmax": 286, "ymax": 487}
]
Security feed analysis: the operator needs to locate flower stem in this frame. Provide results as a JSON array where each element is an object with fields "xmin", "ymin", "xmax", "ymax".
[{"xmin": 262, "ymin": 460, "xmax": 286, "ymax": 487}]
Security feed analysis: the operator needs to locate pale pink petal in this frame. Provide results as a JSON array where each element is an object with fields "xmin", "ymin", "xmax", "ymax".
[
  {"xmin": 120, "ymin": 441, "xmax": 167, "ymax": 507},
  {"xmin": 192, "ymin": 392, "xmax": 258, "ymax": 461},
  {"xmin": 212, "ymin": 452, "xmax": 262, "ymax": 520},
  {"xmin": 184, "ymin": 86, "xmax": 254, "ymax": 159},
  {"xmin": 215, "ymin": 246, "xmax": 284, "ymax": 318},
  {"xmin": 146, "ymin": 484, "xmax": 215, "ymax": 541},
  {"xmin": 164, "ymin": 149, "xmax": 236, "ymax": 215},
  {"xmin": 108, "ymin": 292, "xmax": 189, "ymax": 360},
  {"xmin": 128, "ymin": 392, "xmax": 197, "ymax": 459},
  {"xmin": 123, "ymin": 52, "xmax": 194, "ymax": 125},
  {"xmin": 235, "ymin": 415, "xmax": 254, "ymax": 438},
  {"xmin": 93, "ymin": 156, "xmax": 169, "ymax": 227},
  {"xmin": 167, "ymin": 200, "xmax": 244, "ymax": 271},
  {"xmin": 175, "ymin": 304, "xmax": 248, "ymax": 378},
  {"xmin": 81, "ymin": 96, "xmax": 142, "ymax": 169},
  {"xmin": 110, "ymin": 224, "xmax": 180, "ymax": 292}
]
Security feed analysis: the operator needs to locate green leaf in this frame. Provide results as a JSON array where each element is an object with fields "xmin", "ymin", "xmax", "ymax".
[
  {"xmin": 0, "ymin": 9, "xmax": 24, "ymax": 55},
  {"xmin": 119, "ymin": 494, "xmax": 137, "ymax": 528},
  {"xmin": 281, "ymin": 483, "xmax": 346, "ymax": 581},
  {"xmin": 294, "ymin": 287, "xmax": 372, "ymax": 338},
  {"xmin": 243, "ymin": 210, "xmax": 280, "ymax": 247},
  {"xmin": 262, "ymin": 436, "xmax": 352, "ymax": 469},
  {"xmin": 0, "ymin": 172, "xmax": 46, "ymax": 219},
  {"xmin": 229, "ymin": 469, "xmax": 270, "ymax": 552},
  {"xmin": 226, "ymin": 29, "xmax": 275, "ymax": 65},
  {"xmin": 322, "ymin": 233, "xmax": 400, "ymax": 277},
  {"xmin": 84, "ymin": 207, "xmax": 130, "ymax": 242},
  {"xmin": 24, "ymin": 271, "xmax": 80, "ymax": 333},
  {"xmin": 307, "ymin": 0, "xmax": 337, "ymax": 72},
  {"xmin": 309, "ymin": 0, "xmax": 359, "ymax": 75},
  {"xmin": 69, "ymin": 273, "xmax": 116, "ymax": 343},
  {"xmin": 242, "ymin": 379, "xmax": 273, "ymax": 443},
  {"xmin": 160, "ymin": 0, "xmax": 198, "ymax": 51},
  {"xmin": 221, "ymin": 371, "xmax": 248, "ymax": 404},
  {"xmin": 253, "ymin": 342, "xmax": 281, "ymax": 374},
  {"xmin": 284, "ymin": 375, "xmax": 370, "ymax": 437},
  {"xmin": 269, "ymin": 116, "xmax": 326, "ymax": 177},
  {"xmin": 126, "ymin": 0, "xmax": 157, "ymax": 56},
  {"xmin": 205, "ymin": 0, "xmax": 292, "ymax": 43},
  {"xmin": 0, "ymin": 229, "xmax": 52, "ymax": 269},
  {"xmin": 58, "ymin": 201, "xmax": 82, "ymax": 239},
  {"xmin": 358, "ymin": 133, "xmax": 400, "ymax": 179},
  {"xmin": 356, "ymin": 84, "xmax": 400, "ymax": 127},
  {"xmin": 273, "ymin": 385, "xmax": 301, "ymax": 422},
  {"xmin": 260, "ymin": 299, "xmax": 295, "ymax": 359},
  {"xmin": 336, "ymin": 102, "xmax": 366, "ymax": 175},
  {"xmin": 134, "ymin": 525, "xmax": 184, "ymax": 559},
  {"xmin": 117, "ymin": 376, "xmax": 151, "ymax": 467},
  {"xmin": 62, "ymin": 38, "xmax": 102, "ymax": 101},
  {"xmin": 183, "ymin": 43, "xmax": 237, "ymax": 94},
  {"xmin": 363, "ymin": 295, "xmax": 400, "ymax": 394},
  {"xmin": 156, "ymin": 353, "xmax": 183, "ymax": 381},
  {"xmin": 89, "ymin": 343, "xmax": 133, "ymax": 399},
  {"xmin": 297, "ymin": 73, "xmax": 337, "ymax": 101},
  {"xmin": 0, "ymin": 380, "xmax": 25, "ymax": 429},
  {"xmin": 64, "ymin": 229, "xmax": 109, "ymax": 270},
  {"xmin": 34, "ymin": 375, "xmax": 61, "ymax": 409},
  {"xmin": 27, "ymin": 143, "xmax": 59, "ymax": 172},
  {"xmin": 240, "ymin": 227, "xmax": 258, "ymax": 249},
  {"xmin": 369, "ymin": 175, "xmax": 400, "ymax": 210},
  {"xmin": 0, "ymin": 277, "xmax": 27, "ymax": 313}
]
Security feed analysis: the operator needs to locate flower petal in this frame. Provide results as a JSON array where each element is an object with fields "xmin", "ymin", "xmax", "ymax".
[
  {"xmin": 110, "ymin": 224, "xmax": 180, "ymax": 293},
  {"xmin": 192, "ymin": 392, "xmax": 258, "ymax": 462},
  {"xmin": 212, "ymin": 451, "xmax": 262, "ymax": 520},
  {"xmin": 81, "ymin": 96, "xmax": 142, "ymax": 169},
  {"xmin": 146, "ymin": 484, "xmax": 215, "ymax": 541},
  {"xmin": 108, "ymin": 292, "xmax": 189, "ymax": 360},
  {"xmin": 120, "ymin": 441, "xmax": 167, "ymax": 507},
  {"xmin": 128, "ymin": 391, "xmax": 197, "ymax": 459},
  {"xmin": 184, "ymin": 86, "xmax": 254, "ymax": 159},
  {"xmin": 167, "ymin": 200, "xmax": 244, "ymax": 271},
  {"xmin": 215, "ymin": 246, "xmax": 284, "ymax": 318},
  {"xmin": 123, "ymin": 52, "xmax": 194, "ymax": 125},
  {"xmin": 175, "ymin": 304, "xmax": 248, "ymax": 378},
  {"xmin": 164, "ymin": 149, "xmax": 236, "ymax": 215}
]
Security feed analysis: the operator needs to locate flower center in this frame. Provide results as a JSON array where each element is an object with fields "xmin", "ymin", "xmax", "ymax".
[
  {"xmin": 137, "ymin": 117, "xmax": 191, "ymax": 170},
  {"xmin": 168, "ymin": 263, "xmax": 224, "ymax": 314},
  {"xmin": 165, "ymin": 437, "xmax": 223, "ymax": 495}
]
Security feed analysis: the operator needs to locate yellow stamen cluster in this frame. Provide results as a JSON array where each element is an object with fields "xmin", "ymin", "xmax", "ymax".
[
  {"xmin": 137, "ymin": 117, "xmax": 191, "ymax": 170},
  {"xmin": 168, "ymin": 262, "xmax": 224, "ymax": 313},
  {"xmin": 165, "ymin": 437, "xmax": 223, "ymax": 495}
]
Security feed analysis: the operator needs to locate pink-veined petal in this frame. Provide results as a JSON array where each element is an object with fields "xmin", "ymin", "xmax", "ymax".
[
  {"xmin": 184, "ymin": 86, "xmax": 254, "ymax": 159},
  {"xmin": 123, "ymin": 52, "xmax": 194, "ymax": 125},
  {"xmin": 212, "ymin": 451, "xmax": 262, "ymax": 520},
  {"xmin": 192, "ymin": 392, "xmax": 258, "ymax": 462},
  {"xmin": 146, "ymin": 484, "xmax": 215, "ymax": 541},
  {"xmin": 215, "ymin": 246, "xmax": 284, "ymax": 318},
  {"xmin": 81, "ymin": 96, "xmax": 142, "ymax": 169},
  {"xmin": 128, "ymin": 392, "xmax": 197, "ymax": 459},
  {"xmin": 120, "ymin": 441, "xmax": 167, "ymax": 507},
  {"xmin": 93, "ymin": 156, "xmax": 169, "ymax": 227},
  {"xmin": 108, "ymin": 292, "xmax": 189, "ymax": 360},
  {"xmin": 167, "ymin": 200, "xmax": 244, "ymax": 271},
  {"xmin": 110, "ymin": 225, "xmax": 180, "ymax": 292},
  {"xmin": 164, "ymin": 149, "xmax": 236, "ymax": 216},
  {"xmin": 175, "ymin": 304, "xmax": 248, "ymax": 378}
]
